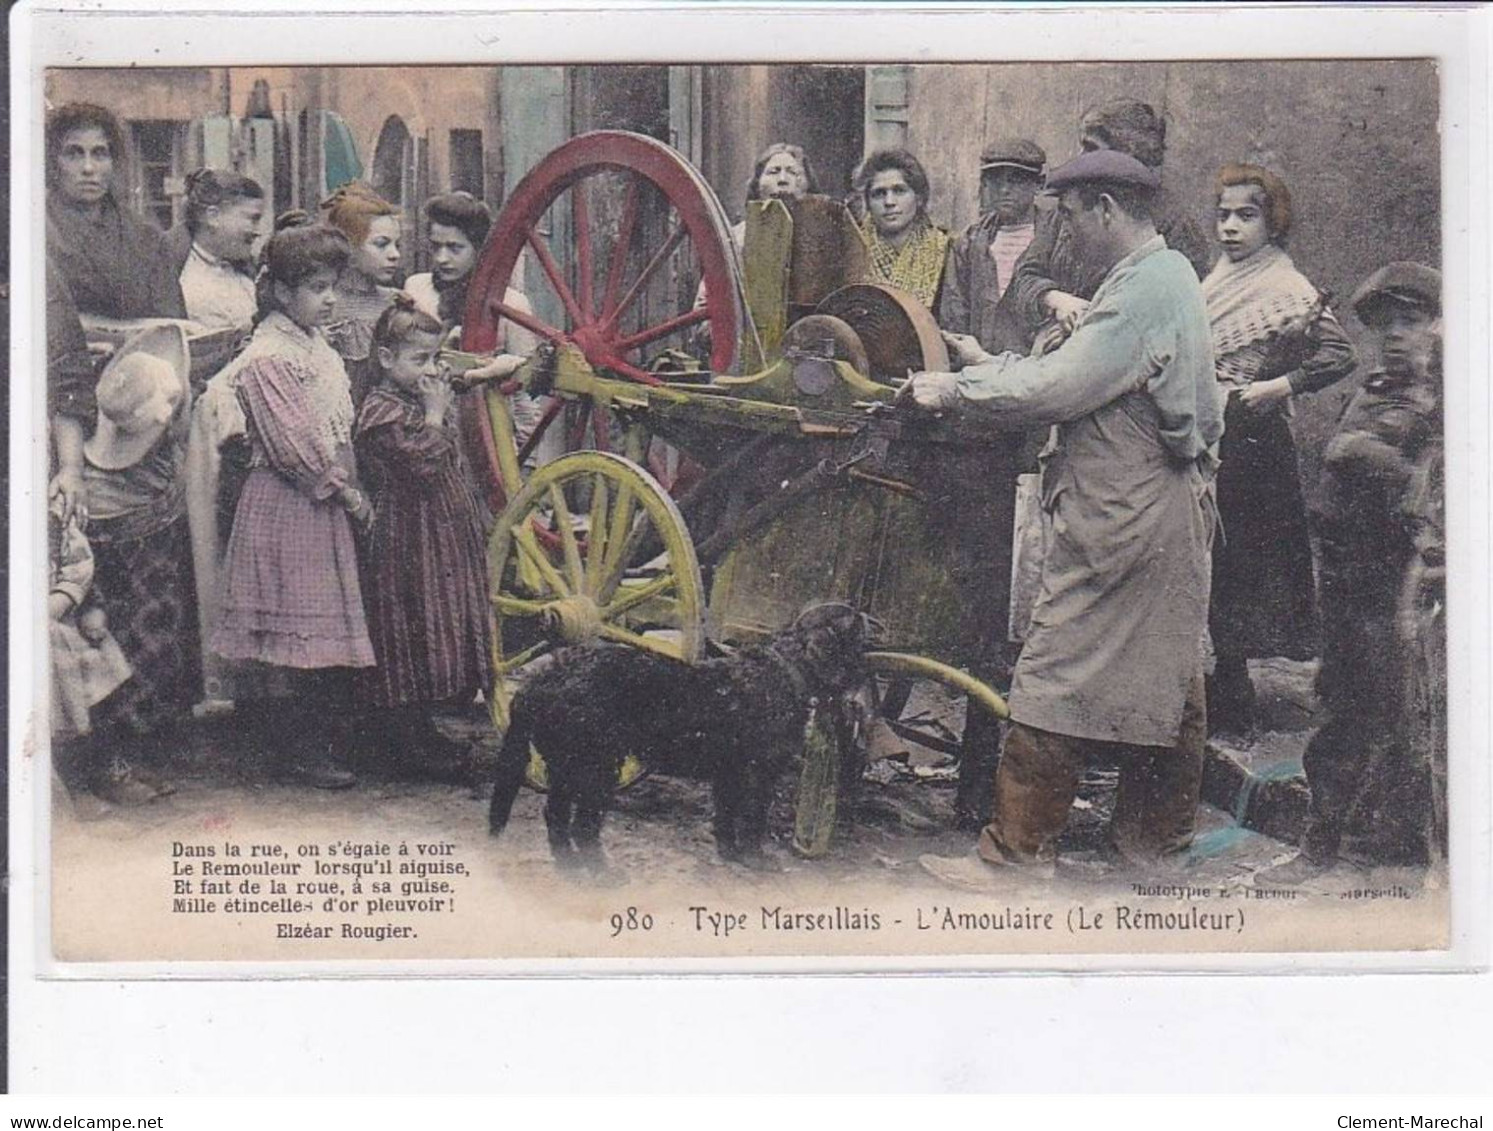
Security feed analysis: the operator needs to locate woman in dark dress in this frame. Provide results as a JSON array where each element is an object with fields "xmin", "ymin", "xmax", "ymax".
[{"xmin": 1202, "ymin": 163, "xmax": 1357, "ymax": 733}]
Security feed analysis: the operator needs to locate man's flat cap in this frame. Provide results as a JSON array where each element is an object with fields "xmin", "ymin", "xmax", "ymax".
[
  {"xmin": 1044, "ymin": 149, "xmax": 1161, "ymax": 193},
  {"xmin": 979, "ymin": 138, "xmax": 1046, "ymax": 175},
  {"xmin": 1351, "ymin": 261, "xmax": 1442, "ymax": 322}
]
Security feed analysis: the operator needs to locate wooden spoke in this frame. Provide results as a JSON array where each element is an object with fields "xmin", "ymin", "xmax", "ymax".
[
  {"xmin": 572, "ymin": 185, "xmax": 595, "ymax": 321},
  {"xmin": 491, "ymin": 300, "xmax": 564, "ymax": 345},
  {"xmin": 566, "ymin": 401, "xmax": 592, "ymax": 452},
  {"xmin": 597, "ymin": 515, "xmax": 656, "ymax": 606},
  {"xmin": 615, "ymin": 305, "xmax": 712, "ymax": 353},
  {"xmin": 512, "ymin": 523, "xmax": 571, "ymax": 597},
  {"xmin": 598, "ymin": 482, "xmax": 638, "ymax": 598},
  {"xmin": 596, "ymin": 622, "xmax": 685, "ymax": 660},
  {"xmin": 515, "ymin": 397, "xmax": 566, "ymax": 468},
  {"xmin": 547, "ymin": 482, "xmax": 585, "ymax": 591},
  {"xmin": 601, "ymin": 177, "xmax": 641, "ymax": 320},
  {"xmin": 526, "ymin": 228, "xmax": 587, "ymax": 328},
  {"xmin": 494, "ymin": 639, "xmax": 550, "ymax": 674},
  {"xmin": 602, "ymin": 572, "xmax": 677, "ymax": 620},
  {"xmin": 584, "ymin": 472, "xmax": 611, "ymax": 596},
  {"xmin": 603, "ymin": 222, "xmax": 687, "ymax": 330},
  {"xmin": 603, "ymin": 358, "xmax": 666, "ymax": 386},
  {"xmin": 582, "ymin": 399, "xmax": 606, "ymax": 450},
  {"xmin": 492, "ymin": 594, "xmax": 552, "ymax": 618}
]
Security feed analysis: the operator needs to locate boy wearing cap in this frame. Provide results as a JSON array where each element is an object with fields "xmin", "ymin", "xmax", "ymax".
[
  {"xmin": 1257, "ymin": 262, "xmax": 1443, "ymax": 886},
  {"xmin": 906, "ymin": 150, "xmax": 1222, "ymax": 887},
  {"xmin": 940, "ymin": 137, "xmax": 1050, "ymax": 358}
]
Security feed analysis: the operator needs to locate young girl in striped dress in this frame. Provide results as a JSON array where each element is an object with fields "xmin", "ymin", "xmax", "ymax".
[{"xmin": 354, "ymin": 296, "xmax": 493, "ymax": 781}]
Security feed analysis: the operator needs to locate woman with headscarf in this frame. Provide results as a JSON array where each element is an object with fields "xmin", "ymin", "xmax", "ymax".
[
  {"xmin": 45, "ymin": 102, "xmax": 187, "ymax": 323},
  {"xmin": 319, "ymin": 181, "xmax": 403, "ymax": 407},
  {"xmin": 1202, "ymin": 163, "xmax": 1357, "ymax": 733},
  {"xmin": 857, "ymin": 148, "xmax": 949, "ymax": 310}
]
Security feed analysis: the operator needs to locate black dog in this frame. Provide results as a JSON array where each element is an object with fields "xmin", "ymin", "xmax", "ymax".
[{"xmin": 488, "ymin": 602, "xmax": 875, "ymax": 871}]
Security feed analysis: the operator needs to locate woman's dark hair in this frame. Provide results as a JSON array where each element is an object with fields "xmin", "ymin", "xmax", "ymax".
[
  {"xmin": 425, "ymin": 191, "xmax": 492, "ymax": 252},
  {"xmin": 1080, "ymin": 99, "xmax": 1167, "ymax": 169},
  {"xmin": 745, "ymin": 142, "xmax": 819, "ymax": 203},
  {"xmin": 1215, "ymin": 163, "xmax": 1293, "ymax": 245},
  {"xmin": 183, "ymin": 168, "xmax": 266, "ymax": 235},
  {"xmin": 255, "ymin": 216, "xmax": 352, "ymax": 319},
  {"xmin": 373, "ymin": 291, "xmax": 444, "ymax": 358},
  {"xmin": 46, "ymin": 103, "xmax": 127, "ymax": 193},
  {"xmin": 858, "ymin": 148, "xmax": 932, "ymax": 211}
]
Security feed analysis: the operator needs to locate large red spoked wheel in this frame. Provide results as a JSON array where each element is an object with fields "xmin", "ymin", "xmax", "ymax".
[{"xmin": 463, "ymin": 130, "xmax": 752, "ymax": 495}]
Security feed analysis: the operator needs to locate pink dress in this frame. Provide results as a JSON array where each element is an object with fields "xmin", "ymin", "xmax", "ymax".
[{"xmin": 211, "ymin": 313, "xmax": 375, "ymax": 669}]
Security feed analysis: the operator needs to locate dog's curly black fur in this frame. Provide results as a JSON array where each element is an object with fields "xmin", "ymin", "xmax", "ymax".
[{"xmin": 488, "ymin": 602, "xmax": 875, "ymax": 871}]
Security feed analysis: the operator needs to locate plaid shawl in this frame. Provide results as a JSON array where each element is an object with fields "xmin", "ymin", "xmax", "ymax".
[{"xmin": 862, "ymin": 213, "xmax": 950, "ymax": 309}]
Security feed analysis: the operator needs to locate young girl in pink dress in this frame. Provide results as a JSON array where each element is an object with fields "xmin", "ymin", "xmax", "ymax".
[
  {"xmin": 212, "ymin": 219, "xmax": 375, "ymax": 788},
  {"xmin": 354, "ymin": 296, "xmax": 493, "ymax": 781}
]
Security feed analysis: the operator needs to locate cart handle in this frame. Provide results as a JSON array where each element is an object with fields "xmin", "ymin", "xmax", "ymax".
[{"xmin": 864, "ymin": 651, "xmax": 1010, "ymax": 720}]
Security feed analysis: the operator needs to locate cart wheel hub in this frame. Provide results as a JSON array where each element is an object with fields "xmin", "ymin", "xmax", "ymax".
[
  {"xmin": 543, "ymin": 595, "xmax": 604, "ymax": 644},
  {"xmin": 570, "ymin": 323, "xmax": 611, "ymax": 360}
]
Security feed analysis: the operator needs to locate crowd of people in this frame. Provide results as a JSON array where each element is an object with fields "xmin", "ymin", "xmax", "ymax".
[
  {"xmin": 45, "ymin": 101, "xmax": 524, "ymax": 807},
  {"xmin": 43, "ymin": 95, "xmax": 1446, "ymax": 888}
]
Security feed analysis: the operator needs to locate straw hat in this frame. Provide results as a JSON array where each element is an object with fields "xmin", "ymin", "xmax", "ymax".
[{"xmin": 84, "ymin": 323, "xmax": 190, "ymax": 471}]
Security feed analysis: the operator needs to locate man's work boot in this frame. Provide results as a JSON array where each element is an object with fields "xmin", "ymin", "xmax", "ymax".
[
  {"xmin": 919, "ymin": 845, "xmax": 1056, "ymax": 891},
  {"xmin": 919, "ymin": 852, "xmax": 1007, "ymax": 893}
]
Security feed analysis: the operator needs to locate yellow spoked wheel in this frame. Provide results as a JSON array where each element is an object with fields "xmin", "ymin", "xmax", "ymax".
[{"xmin": 487, "ymin": 450, "xmax": 706, "ymax": 790}]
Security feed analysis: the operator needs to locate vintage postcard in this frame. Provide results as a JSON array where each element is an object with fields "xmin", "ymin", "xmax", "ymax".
[{"xmin": 10, "ymin": 3, "xmax": 1488, "ymax": 976}]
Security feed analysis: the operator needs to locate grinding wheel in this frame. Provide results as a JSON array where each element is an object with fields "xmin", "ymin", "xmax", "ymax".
[
  {"xmin": 780, "ymin": 314, "xmax": 872, "ymax": 379},
  {"xmin": 816, "ymin": 283, "xmax": 950, "ymax": 383}
]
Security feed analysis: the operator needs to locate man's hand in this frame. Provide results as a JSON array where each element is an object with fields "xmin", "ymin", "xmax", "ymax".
[
  {"xmin": 941, "ymin": 331, "xmax": 990, "ymax": 370},
  {"xmin": 457, "ymin": 352, "xmax": 527, "ymax": 388},
  {"xmin": 895, "ymin": 371, "xmax": 960, "ymax": 413},
  {"xmin": 1042, "ymin": 290, "xmax": 1089, "ymax": 333},
  {"xmin": 1237, "ymin": 376, "xmax": 1293, "ymax": 413},
  {"xmin": 1030, "ymin": 321, "xmax": 1068, "ymax": 358}
]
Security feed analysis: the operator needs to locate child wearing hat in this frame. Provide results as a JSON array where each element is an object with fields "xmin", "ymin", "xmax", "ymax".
[
  {"xmin": 1257, "ymin": 261, "xmax": 1442, "ymax": 887},
  {"xmin": 78, "ymin": 324, "xmax": 198, "ymax": 804}
]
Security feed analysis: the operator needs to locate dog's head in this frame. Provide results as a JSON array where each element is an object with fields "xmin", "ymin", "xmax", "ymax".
[{"xmin": 784, "ymin": 601, "xmax": 883, "ymax": 693}]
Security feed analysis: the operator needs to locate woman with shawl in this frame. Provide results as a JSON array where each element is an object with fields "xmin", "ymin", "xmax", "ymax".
[
  {"xmin": 1203, "ymin": 163, "xmax": 1357, "ymax": 733},
  {"xmin": 45, "ymin": 103, "xmax": 187, "ymax": 324},
  {"xmin": 858, "ymin": 148, "xmax": 949, "ymax": 310}
]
